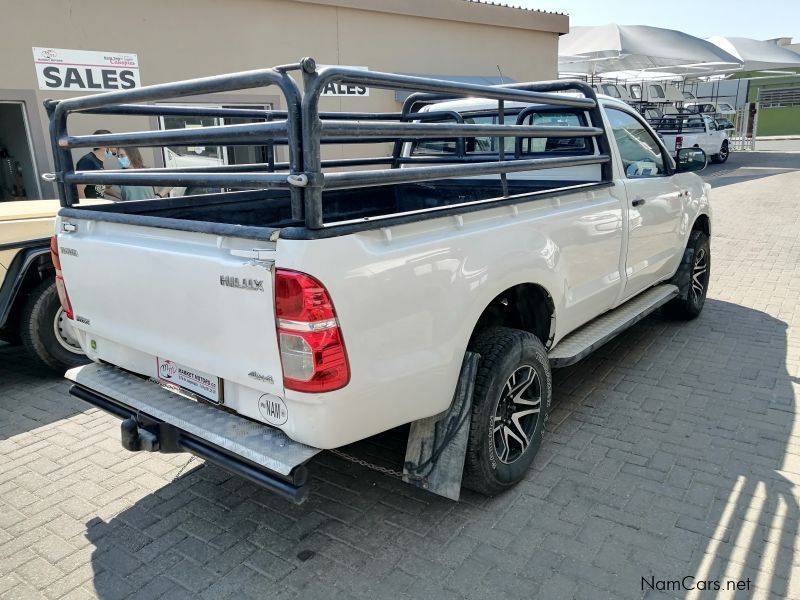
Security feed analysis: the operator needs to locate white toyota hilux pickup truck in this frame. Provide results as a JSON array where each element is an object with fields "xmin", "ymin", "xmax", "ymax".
[
  {"xmin": 48, "ymin": 59, "xmax": 711, "ymax": 502},
  {"xmin": 650, "ymin": 113, "xmax": 730, "ymax": 164}
]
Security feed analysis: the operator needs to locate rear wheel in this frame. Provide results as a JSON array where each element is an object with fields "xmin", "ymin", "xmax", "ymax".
[
  {"xmin": 663, "ymin": 229, "xmax": 710, "ymax": 320},
  {"xmin": 463, "ymin": 327, "xmax": 551, "ymax": 496},
  {"xmin": 20, "ymin": 279, "xmax": 87, "ymax": 371},
  {"xmin": 711, "ymin": 141, "xmax": 729, "ymax": 164}
]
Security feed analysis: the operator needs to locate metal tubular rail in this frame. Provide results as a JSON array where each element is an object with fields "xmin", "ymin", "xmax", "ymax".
[
  {"xmin": 64, "ymin": 171, "xmax": 296, "ymax": 189},
  {"xmin": 58, "ymin": 121, "xmax": 290, "ymax": 149},
  {"xmin": 320, "ymin": 121, "xmax": 603, "ymax": 139},
  {"xmin": 300, "ymin": 59, "xmax": 609, "ymax": 229},
  {"xmin": 48, "ymin": 66, "xmax": 304, "ymax": 212},
  {"xmin": 113, "ymin": 156, "xmax": 396, "ymax": 175},
  {"xmin": 84, "ymin": 104, "xmax": 462, "ymax": 122},
  {"xmin": 48, "ymin": 56, "xmax": 612, "ymax": 230},
  {"xmin": 323, "ymin": 155, "xmax": 611, "ymax": 190}
]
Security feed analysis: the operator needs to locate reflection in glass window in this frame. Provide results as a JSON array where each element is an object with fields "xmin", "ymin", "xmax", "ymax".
[{"xmin": 606, "ymin": 108, "xmax": 665, "ymax": 178}]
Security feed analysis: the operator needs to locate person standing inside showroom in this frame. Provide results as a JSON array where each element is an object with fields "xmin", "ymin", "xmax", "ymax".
[{"xmin": 75, "ymin": 129, "xmax": 119, "ymax": 200}]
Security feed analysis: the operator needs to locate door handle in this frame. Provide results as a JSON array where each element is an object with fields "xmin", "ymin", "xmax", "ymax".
[{"xmin": 632, "ymin": 198, "xmax": 646, "ymax": 207}]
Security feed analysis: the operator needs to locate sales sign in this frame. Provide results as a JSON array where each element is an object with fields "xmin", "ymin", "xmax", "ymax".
[
  {"xmin": 32, "ymin": 47, "xmax": 141, "ymax": 92},
  {"xmin": 320, "ymin": 65, "xmax": 370, "ymax": 97}
]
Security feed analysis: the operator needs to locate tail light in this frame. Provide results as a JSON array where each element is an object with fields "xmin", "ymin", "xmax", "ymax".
[
  {"xmin": 275, "ymin": 269, "xmax": 350, "ymax": 392},
  {"xmin": 50, "ymin": 235, "xmax": 74, "ymax": 319},
  {"xmin": 675, "ymin": 136, "xmax": 683, "ymax": 151}
]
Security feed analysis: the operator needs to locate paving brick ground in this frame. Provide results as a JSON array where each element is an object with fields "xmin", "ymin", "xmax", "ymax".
[{"xmin": 2, "ymin": 151, "xmax": 799, "ymax": 600}]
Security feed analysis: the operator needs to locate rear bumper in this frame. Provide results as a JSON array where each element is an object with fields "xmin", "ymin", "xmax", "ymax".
[{"xmin": 66, "ymin": 363, "xmax": 322, "ymax": 504}]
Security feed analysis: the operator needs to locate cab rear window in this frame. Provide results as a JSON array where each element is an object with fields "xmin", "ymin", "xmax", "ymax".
[{"xmin": 411, "ymin": 111, "xmax": 592, "ymax": 157}]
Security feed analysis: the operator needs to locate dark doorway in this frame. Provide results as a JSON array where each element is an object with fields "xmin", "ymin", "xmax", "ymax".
[{"xmin": 0, "ymin": 102, "xmax": 41, "ymax": 201}]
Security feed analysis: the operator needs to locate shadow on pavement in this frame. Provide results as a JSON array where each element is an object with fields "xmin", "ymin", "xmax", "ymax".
[
  {"xmin": 704, "ymin": 151, "xmax": 799, "ymax": 189},
  {"xmin": 82, "ymin": 299, "xmax": 797, "ymax": 599},
  {"xmin": 0, "ymin": 342, "xmax": 84, "ymax": 440}
]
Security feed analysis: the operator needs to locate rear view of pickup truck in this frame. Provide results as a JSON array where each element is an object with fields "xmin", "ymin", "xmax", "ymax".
[
  {"xmin": 49, "ymin": 58, "xmax": 711, "ymax": 502},
  {"xmin": 650, "ymin": 113, "xmax": 730, "ymax": 164}
]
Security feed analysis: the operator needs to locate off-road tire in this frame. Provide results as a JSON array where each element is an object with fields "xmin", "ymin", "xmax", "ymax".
[
  {"xmin": 20, "ymin": 279, "xmax": 87, "ymax": 372},
  {"xmin": 463, "ymin": 327, "xmax": 552, "ymax": 496},
  {"xmin": 711, "ymin": 141, "xmax": 729, "ymax": 164},
  {"xmin": 663, "ymin": 229, "xmax": 710, "ymax": 320}
]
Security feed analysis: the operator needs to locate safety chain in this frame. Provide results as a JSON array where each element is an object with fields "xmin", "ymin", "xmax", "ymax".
[{"xmin": 329, "ymin": 449, "xmax": 404, "ymax": 480}]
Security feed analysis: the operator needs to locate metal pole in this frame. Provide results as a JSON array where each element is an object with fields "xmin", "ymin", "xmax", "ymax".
[{"xmin": 498, "ymin": 100, "xmax": 508, "ymax": 197}]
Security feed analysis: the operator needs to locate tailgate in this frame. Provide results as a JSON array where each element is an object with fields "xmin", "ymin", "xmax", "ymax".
[{"xmin": 56, "ymin": 217, "xmax": 284, "ymax": 399}]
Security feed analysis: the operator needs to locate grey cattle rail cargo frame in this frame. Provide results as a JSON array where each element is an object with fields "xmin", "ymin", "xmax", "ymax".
[{"xmin": 46, "ymin": 57, "xmax": 613, "ymax": 235}]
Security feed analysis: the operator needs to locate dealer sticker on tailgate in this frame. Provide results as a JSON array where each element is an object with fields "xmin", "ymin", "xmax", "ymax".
[{"xmin": 157, "ymin": 358, "xmax": 222, "ymax": 404}]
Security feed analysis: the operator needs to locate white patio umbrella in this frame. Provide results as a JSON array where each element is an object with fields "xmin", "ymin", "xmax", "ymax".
[
  {"xmin": 559, "ymin": 24, "xmax": 743, "ymax": 77},
  {"xmin": 705, "ymin": 36, "xmax": 800, "ymax": 72}
]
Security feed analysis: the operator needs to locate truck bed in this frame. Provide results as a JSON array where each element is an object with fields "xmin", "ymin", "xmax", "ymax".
[{"xmin": 59, "ymin": 178, "xmax": 598, "ymax": 239}]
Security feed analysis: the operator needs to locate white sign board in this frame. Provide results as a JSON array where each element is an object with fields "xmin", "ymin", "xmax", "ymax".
[
  {"xmin": 32, "ymin": 47, "xmax": 140, "ymax": 92},
  {"xmin": 320, "ymin": 65, "xmax": 369, "ymax": 97}
]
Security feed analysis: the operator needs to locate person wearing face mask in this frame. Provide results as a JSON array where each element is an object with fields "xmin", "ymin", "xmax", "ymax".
[
  {"xmin": 75, "ymin": 129, "xmax": 116, "ymax": 199},
  {"xmin": 116, "ymin": 147, "xmax": 171, "ymax": 201}
]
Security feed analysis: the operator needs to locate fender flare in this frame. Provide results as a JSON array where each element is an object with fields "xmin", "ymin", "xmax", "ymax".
[{"xmin": 0, "ymin": 244, "xmax": 52, "ymax": 329}]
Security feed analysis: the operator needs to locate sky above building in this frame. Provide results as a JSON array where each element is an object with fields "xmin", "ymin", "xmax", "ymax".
[{"xmin": 516, "ymin": 0, "xmax": 799, "ymax": 42}]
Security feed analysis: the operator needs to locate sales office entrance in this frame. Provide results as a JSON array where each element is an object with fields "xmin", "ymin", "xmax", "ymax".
[{"xmin": 0, "ymin": 101, "xmax": 41, "ymax": 202}]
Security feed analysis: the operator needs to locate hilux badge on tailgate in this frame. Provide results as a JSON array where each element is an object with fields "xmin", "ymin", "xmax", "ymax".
[
  {"xmin": 248, "ymin": 371, "xmax": 274, "ymax": 384},
  {"xmin": 219, "ymin": 275, "xmax": 264, "ymax": 291}
]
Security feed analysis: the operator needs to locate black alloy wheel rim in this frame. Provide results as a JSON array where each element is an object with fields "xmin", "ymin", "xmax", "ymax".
[
  {"xmin": 492, "ymin": 365, "xmax": 542, "ymax": 464},
  {"xmin": 691, "ymin": 246, "xmax": 709, "ymax": 305}
]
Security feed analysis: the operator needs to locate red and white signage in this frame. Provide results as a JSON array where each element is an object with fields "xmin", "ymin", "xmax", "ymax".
[{"xmin": 32, "ymin": 47, "xmax": 141, "ymax": 92}]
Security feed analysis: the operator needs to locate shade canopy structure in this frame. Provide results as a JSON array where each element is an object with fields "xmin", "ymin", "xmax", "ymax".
[
  {"xmin": 559, "ymin": 24, "xmax": 743, "ymax": 76},
  {"xmin": 705, "ymin": 36, "xmax": 800, "ymax": 73}
]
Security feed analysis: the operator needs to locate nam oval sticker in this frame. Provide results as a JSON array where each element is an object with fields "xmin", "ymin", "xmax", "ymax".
[{"xmin": 258, "ymin": 394, "xmax": 288, "ymax": 426}]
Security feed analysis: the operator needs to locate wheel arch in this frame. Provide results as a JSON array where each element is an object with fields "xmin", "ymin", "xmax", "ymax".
[
  {"xmin": 0, "ymin": 248, "xmax": 53, "ymax": 331},
  {"xmin": 468, "ymin": 282, "xmax": 556, "ymax": 351},
  {"xmin": 692, "ymin": 213, "xmax": 711, "ymax": 237}
]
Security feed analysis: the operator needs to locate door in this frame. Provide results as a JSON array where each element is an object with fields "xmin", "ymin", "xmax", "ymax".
[
  {"xmin": 704, "ymin": 118, "xmax": 724, "ymax": 155},
  {"xmin": 0, "ymin": 102, "xmax": 42, "ymax": 200},
  {"xmin": 605, "ymin": 107, "xmax": 685, "ymax": 299}
]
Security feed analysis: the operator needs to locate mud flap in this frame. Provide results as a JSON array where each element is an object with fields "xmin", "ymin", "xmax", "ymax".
[{"xmin": 402, "ymin": 351, "xmax": 479, "ymax": 501}]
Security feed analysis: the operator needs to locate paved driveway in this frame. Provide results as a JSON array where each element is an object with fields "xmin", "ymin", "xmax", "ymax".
[{"xmin": 1, "ymin": 152, "xmax": 799, "ymax": 600}]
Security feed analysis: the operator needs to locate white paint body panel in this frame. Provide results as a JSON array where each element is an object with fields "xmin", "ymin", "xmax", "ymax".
[{"xmin": 56, "ymin": 98, "xmax": 711, "ymax": 449}]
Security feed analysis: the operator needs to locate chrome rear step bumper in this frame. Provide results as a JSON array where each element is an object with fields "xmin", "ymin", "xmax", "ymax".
[{"xmin": 66, "ymin": 363, "xmax": 321, "ymax": 504}]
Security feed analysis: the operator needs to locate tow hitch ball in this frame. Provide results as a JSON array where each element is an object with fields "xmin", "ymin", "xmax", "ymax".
[{"xmin": 120, "ymin": 417, "xmax": 160, "ymax": 452}]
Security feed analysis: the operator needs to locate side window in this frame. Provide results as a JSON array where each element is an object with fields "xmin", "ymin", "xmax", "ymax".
[{"xmin": 606, "ymin": 108, "xmax": 666, "ymax": 178}]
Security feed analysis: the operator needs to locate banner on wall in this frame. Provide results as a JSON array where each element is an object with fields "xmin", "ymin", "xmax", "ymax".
[{"xmin": 32, "ymin": 47, "xmax": 140, "ymax": 92}]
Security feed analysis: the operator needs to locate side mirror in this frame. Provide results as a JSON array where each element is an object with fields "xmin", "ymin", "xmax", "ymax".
[{"xmin": 676, "ymin": 147, "xmax": 707, "ymax": 172}]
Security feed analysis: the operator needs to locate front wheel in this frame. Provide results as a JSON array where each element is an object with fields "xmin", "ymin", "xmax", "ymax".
[
  {"xmin": 663, "ymin": 230, "xmax": 710, "ymax": 320},
  {"xmin": 20, "ymin": 279, "xmax": 88, "ymax": 372},
  {"xmin": 711, "ymin": 141, "xmax": 729, "ymax": 164},
  {"xmin": 463, "ymin": 327, "xmax": 552, "ymax": 496}
]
